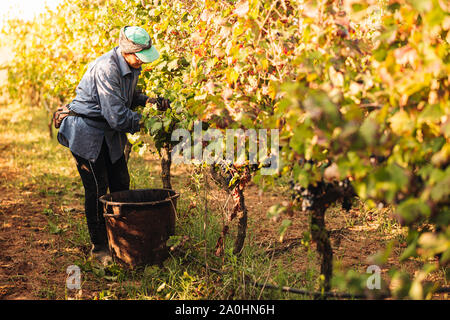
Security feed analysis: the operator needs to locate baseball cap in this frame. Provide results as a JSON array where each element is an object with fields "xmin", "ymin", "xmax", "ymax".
[{"xmin": 124, "ymin": 26, "xmax": 159, "ymax": 63}]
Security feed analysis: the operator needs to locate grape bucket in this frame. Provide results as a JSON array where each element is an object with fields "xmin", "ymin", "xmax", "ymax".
[{"xmin": 99, "ymin": 189, "xmax": 179, "ymax": 267}]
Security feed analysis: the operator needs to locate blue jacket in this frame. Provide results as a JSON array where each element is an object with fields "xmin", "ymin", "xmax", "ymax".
[{"xmin": 57, "ymin": 46, "xmax": 148, "ymax": 163}]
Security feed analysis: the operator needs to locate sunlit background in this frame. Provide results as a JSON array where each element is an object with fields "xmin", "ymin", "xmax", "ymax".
[
  {"xmin": 1, "ymin": 0, "xmax": 62, "ymax": 81},
  {"xmin": 0, "ymin": 0, "xmax": 61, "ymax": 27}
]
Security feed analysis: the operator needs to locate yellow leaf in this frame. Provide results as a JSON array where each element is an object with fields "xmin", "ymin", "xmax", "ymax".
[
  {"xmin": 307, "ymin": 73, "xmax": 317, "ymax": 82},
  {"xmin": 267, "ymin": 81, "xmax": 277, "ymax": 100},
  {"xmin": 261, "ymin": 58, "xmax": 269, "ymax": 71},
  {"xmin": 389, "ymin": 110, "xmax": 414, "ymax": 135},
  {"xmin": 227, "ymin": 69, "xmax": 239, "ymax": 85}
]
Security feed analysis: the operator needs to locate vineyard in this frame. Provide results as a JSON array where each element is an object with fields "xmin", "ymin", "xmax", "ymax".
[{"xmin": 0, "ymin": 0, "xmax": 449, "ymax": 300}]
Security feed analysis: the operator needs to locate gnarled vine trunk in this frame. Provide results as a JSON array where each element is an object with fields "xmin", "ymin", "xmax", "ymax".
[
  {"xmin": 124, "ymin": 140, "xmax": 132, "ymax": 163},
  {"xmin": 305, "ymin": 180, "xmax": 356, "ymax": 294},
  {"xmin": 233, "ymin": 187, "xmax": 248, "ymax": 255},
  {"xmin": 160, "ymin": 145, "xmax": 172, "ymax": 189},
  {"xmin": 210, "ymin": 164, "xmax": 249, "ymax": 256},
  {"xmin": 310, "ymin": 206, "xmax": 332, "ymax": 292}
]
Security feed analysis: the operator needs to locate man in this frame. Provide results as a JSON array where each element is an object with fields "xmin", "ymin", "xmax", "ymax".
[{"xmin": 57, "ymin": 26, "xmax": 169, "ymax": 265}]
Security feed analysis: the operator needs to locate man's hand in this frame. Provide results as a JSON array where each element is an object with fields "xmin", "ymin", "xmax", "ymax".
[
  {"xmin": 156, "ymin": 97, "xmax": 170, "ymax": 111},
  {"xmin": 146, "ymin": 97, "xmax": 170, "ymax": 111}
]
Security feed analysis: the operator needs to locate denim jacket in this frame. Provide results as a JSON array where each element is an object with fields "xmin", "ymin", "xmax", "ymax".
[{"xmin": 57, "ymin": 46, "xmax": 148, "ymax": 163}]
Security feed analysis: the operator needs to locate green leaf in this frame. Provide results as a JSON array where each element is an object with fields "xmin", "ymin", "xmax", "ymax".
[
  {"xmin": 359, "ymin": 117, "xmax": 378, "ymax": 146},
  {"xmin": 418, "ymin": 104, "xmax": 444, "ymax": 124},
  {"xmin": 351, "ymin": 3, "xmax": 368, "ymax": 12},
  {"xmin": 387, "ymin": 163, "xmax": 409, "ymax": 190},
  {"xmin": 418, "ymin": 232, "xmax": 449, "ymax": 258},
  {"xmin": 369, "ymin": 240, "xmax": 395, "ymax": 265},
  {"xmin": 163, "ymin": 118, "xmax": 172, "ymax": 132},
  {"xmin": 47, "ymin": 220, "xmax": 63, "ymax": 234},
  {"xmin": 399, "ymin": 241, "xmax": 418, "ymax": 261},
  {"xmin": 396, "ymin": 198, "xmax": 431, "ymax": 224},
  {"xmin": 409, "ymin": 0, "xmax": 432, "ymax": 13},
  {"xmin": 93, "ymin": 266, "xmax": 106, "ymax": 278},
  {"xmin": 166, "ymin": 235, "xmax": 183, "ymax": 248},
  {"xmin": 425, "ymin": 5, "xmax": 446, "ymax": 27},
  {"xmin": 373, "ymin": 46, "xmax": 387, "ymax": 62},
  {"xmin": 278, "ymin": 219, "xmax": 292, "ymax": 243},
  {"xmin": 150, "ymin": 121, "xmax": 163, "ymax": 135},
  {"xmin": 267, "ymin": 204, "xmax": 286, "ymax": 219},
  {"xmin": 440, "ymin": 248, "xmax": 450, "ymax": 264}
]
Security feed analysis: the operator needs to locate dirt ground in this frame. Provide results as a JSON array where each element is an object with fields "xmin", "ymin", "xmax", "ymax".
[{"xmin": 0, "ymin": 167, "xmax": 65, "ymax": 299}]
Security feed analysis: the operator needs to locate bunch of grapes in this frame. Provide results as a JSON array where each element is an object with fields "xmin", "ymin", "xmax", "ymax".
[
  {"xmin": 289, "ymin": 178, "xmax": 355, "ymax": 212},
  {"xmin": 289, "ymin": 180, "xmax": 323, "ymax": 212},
  {"xmin": 210, "ymin": 159, "xmax": 234, "ymax": 188}
]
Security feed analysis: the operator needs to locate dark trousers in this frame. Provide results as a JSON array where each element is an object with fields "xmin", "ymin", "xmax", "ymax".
[{"xmin": 72, "ymin": 140, "xmax": 130, "ymax": 249}]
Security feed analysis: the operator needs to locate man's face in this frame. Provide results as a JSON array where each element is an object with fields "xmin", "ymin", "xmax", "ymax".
[{"xmin": 123, "ymin": 52, "xmax": 144, "ymax": 69}]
